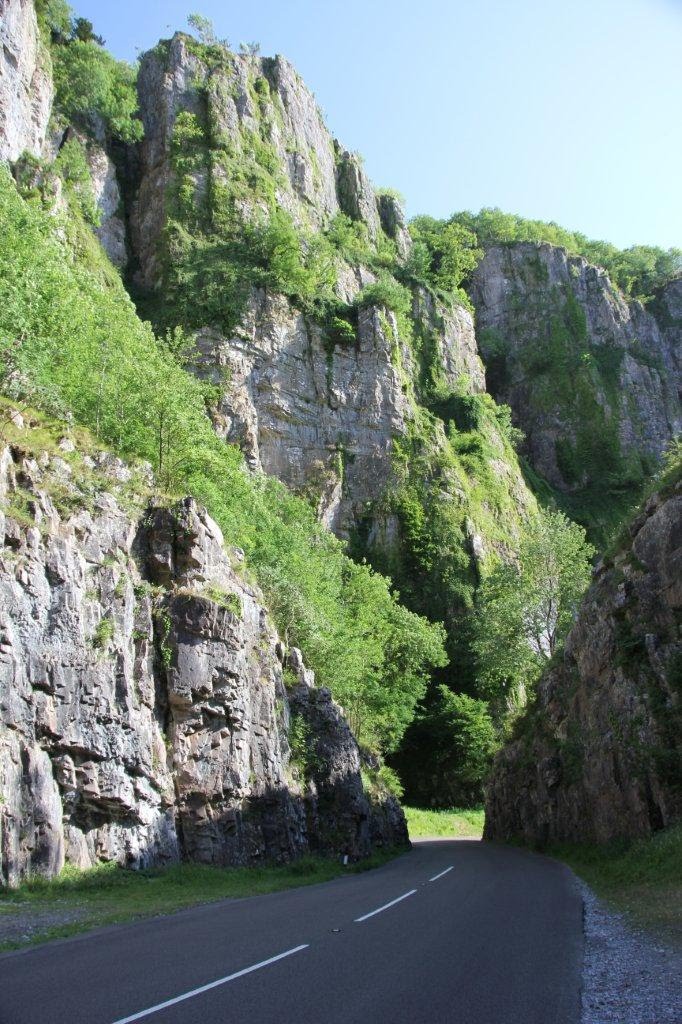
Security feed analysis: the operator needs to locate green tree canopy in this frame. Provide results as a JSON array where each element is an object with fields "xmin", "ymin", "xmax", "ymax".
[
  {"xmin": 472, "ymin": 508, "xmax": 594, "ymax": 719},
  {"xmin": 52, "ymin": 39, "xmax": 142, "ymax": 142}
]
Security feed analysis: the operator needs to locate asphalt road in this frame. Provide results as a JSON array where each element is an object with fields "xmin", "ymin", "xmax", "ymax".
[{"xmin": 0, "ymin": 840, "xmax": 583, "ymax": 1024}]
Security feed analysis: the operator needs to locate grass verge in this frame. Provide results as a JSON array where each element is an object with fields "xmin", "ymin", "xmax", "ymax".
[
  {"xmin": 0, "ymin": 850, "xmax": 403, "ymax": 953},
  {"xmin": 404, "ymin": 806, "xmax": 484, "ymax": 840},
  {"xmin": 550, "ymin": 823, "xmax": 682, "ymax": 946}
]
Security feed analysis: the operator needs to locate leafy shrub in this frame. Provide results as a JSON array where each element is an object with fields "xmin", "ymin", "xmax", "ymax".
[
  {"xmin": 406, "ymin": 216, "xmax": 482, "ymax": 306},
  {"xmin": 54, "ymin": 138, "xmax": 99, "ymax": 225},
  {"xmin": 52, "ymin": 39, "xmax": 142, "ymax": 142},
  {"xmin": 355, "ymin": 274, "xmax": 412, "ymax": 317}
]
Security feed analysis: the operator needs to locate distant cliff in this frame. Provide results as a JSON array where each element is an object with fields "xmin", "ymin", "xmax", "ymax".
[{"xmin": 469, "ymin": 243, "xmax": 680, "ymax": 536}]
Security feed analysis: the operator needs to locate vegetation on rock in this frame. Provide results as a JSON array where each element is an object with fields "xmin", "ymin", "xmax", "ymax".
[{"xmin": 451, "ymin": 207, "xmax": 682, "ymax": 301}]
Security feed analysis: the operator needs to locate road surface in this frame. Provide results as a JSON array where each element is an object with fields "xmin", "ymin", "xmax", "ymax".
[{"xmin": 0, "ymin": 840, "xmax": 583, "ymax": 1024}]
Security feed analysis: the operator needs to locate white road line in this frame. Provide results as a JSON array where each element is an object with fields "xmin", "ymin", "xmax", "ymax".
[
  {"xmin": 354, "ymin": 889, "xmax": 417, "ymax": 923},
  {"xmin": 110, "ymin": 944, "xmax": 309, "ymax": 1024},
  {"xmin": 429, "ymin": 865, "xmax": 454, "ymax": 882}
]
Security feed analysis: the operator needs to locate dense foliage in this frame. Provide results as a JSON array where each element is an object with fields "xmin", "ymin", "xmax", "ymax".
[
  {"xmin": 472, "ymin": 509, "xmax": 595, "ymax": 723},
  {"xmin": 36, "ymin": 0, "xmax": 142, "ymax": 142},
  {"xmin": 406, "ymin": 216, "xmax": 481, "ymax": 309},
  {"xmin": 0, "ymin": 167, "xmax": 446, "ymax": 754},
  {"xmin": 394, "ymin": 686, "xmax": 497, "ymax": 808},
  {"xmin": 450, "ymin": 208, "xmax": 682, "ymax": 300}
]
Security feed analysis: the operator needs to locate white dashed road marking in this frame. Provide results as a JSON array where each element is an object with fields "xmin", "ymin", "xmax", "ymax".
[{"xmin": 110, "ymin": 944, "xmax": 310, "ymax": 1024}]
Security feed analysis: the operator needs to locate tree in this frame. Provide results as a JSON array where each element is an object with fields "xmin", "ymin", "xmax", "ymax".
[
  {"xmin": 408, "ymin": 216, "xmax": 482, "ymax": 296},
  {"xmin": 72, "ymin": 17, "xmax": 105, "ymax": 45},
  {"xmin": 472, "ymin": 508, "xmax": 594, "ymax": 718},
  {"xmin": 392, "ymin": 686, "xmax": 497, "ymax": 807},
  {"xmin": 187, "ymin": 13, "xmax": 217, "ymax": 45},
  {"xmin": 52, "ymin": 40, "xmax": 142, "ymax": 142},
  {"xmin": 35, "ymin": 0, "xmax": 73, "ymax": 41}
]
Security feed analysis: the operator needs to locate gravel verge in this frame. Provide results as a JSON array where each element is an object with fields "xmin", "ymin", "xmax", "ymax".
[{"xmin": 581, "ymin": 881, "xmax": 682, "ymax": 1023}]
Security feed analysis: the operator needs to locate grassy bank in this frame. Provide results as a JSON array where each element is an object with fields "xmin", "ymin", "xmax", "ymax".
[
  {"xmin": 0, "ymin": 851, "xmax": 401, "ymax": 952},
  {"xmin": 404, "ymin": 806, "xmax": 484, "ymax": 839},
  {"xmin": 552, "ymin": 823, "xmax": 682, "ymax": 945}
]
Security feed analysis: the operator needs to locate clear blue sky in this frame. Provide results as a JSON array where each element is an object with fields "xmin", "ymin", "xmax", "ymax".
[{"xmin": 76, "ymin": 0, "xmax": 682, "ymax": 249}]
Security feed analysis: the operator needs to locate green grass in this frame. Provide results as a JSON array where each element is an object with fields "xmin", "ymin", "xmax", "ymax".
[
  {"xmin": 0, "ymin": 851, "xmax": 403, "ymax": 952},
  {"xmin": 404, "ymin": 806, "xmax": 485, "ymax": 839},
  {"xmin": 551, "ymin": 823, "xmax": 682, "ymax": 945}
]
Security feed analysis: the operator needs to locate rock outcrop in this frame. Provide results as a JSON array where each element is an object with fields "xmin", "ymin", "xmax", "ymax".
[
  {"xmin": 0, "ymin": 0, "xmax": 53, "ymax": 162},
  {"xmin": 86, "ymin": 142, "xmax": 127, "ymax": 268},
  {"xmin": 126, "ymin": 33, "xmax": 486, "ymax": 537},
  {"xmin": 651, "ymin": 275, "xmax": 682, "ymax": 402},
  {"xmin": 485, "ymin": 475, "xmax": 682, "ymax": 845},
  {"xmin": 469, "ymin": 243, "xmax": 681, "ymax": 491},
  {"xmin": 0, "ymin": 436, "xmax": 406, "ymax": 886}
]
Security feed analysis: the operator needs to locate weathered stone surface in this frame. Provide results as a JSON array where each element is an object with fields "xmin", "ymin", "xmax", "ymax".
[
  {"xmin": 129, "ymin": 35, "xmax": 412, "ymax": 292},
  {"xmin": 0, "ymin": 445, "xmax": 406, "ymax": 885},
  {"xmin": 469, "ymin": 243, "xmax": 681, "ymax": 490},
  {"xmin": 485, "ymin": 481, "xmax": 682, "ymax": 845},
  {"xmin": 412, "ymin": 286, "xmax": 486, "ymax": 394},
  {"xmin": 651, "ymin": 275, "xmax": 682, "ymax": 402},
  {"xmin": 86, "ymin": 142, "xmax": 127, "ymax": 268},
  {"xmin": 192, "ymin": 290, "xmax": 414, "ymax": 535},
  {"xmin": 378, "ymin": 192, "xmax": 412, "ymax": 261},
  {"xmin": 336, "ymin": 150, "xmax": 380, "ymax": 240},
  {"xmin": 0, "ymin": 0, "xmax": 53, "ymax": 162}
]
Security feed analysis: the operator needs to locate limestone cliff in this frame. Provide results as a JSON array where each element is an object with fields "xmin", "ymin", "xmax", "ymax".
[
  {"xmin": 126, "ymin": 34, "xmax": 488, "ymax": 538},
  {"xmin": 469, "ymin": 243, "xmax": 681, "ymax": 497},
  {"xmin": 485, "ymin": 472, "xmax": 682, "ymax": 845},
  {"xmin": 0, "ymin": 426, "xmax": 406, "ymax": 886},
  {"xmin": 0, "ymin": 0, "xmax": 53, "ymax": 162}
]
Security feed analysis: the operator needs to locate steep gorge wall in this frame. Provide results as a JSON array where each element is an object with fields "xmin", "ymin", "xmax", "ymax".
[
  {"xmin": 0, "ymin": 431, "xmax": 405, "ymax": 886},
  {"xmin": 469, "ymin": 243, "xmax": 681, "ymax": 495},
  {"xmin": 0, "ymin": 0, "xmax": 52, "ymax": 162},
  {"xmin": 127, "ymin": 35, "xmax": 488, "ymax": 538},
  {"xmin": 485, "ymin": 476, "xmax": 682, "ymax": 845}
]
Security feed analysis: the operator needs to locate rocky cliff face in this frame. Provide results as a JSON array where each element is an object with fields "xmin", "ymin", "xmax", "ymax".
[
  {"xmin": 485, "ymin": 474, "xmax": 682, "ymax": 845},
  {"xmin": 0, "ymin": 428, "xmax": 406, "ymax": 886},
  {"xmin": 469, "ymin": 243, "xmax": 681, "ymax": 493},
  {"xmin": 0, "ymin": 0, "xmax": 53, "ymax": 163},
  {"xmin": 131, "ymin": 36, "xmax": 410, "ymax": 288},
  {"xmin": 126, "ymin": 33, "xmax": 485, "ymax": 538},
  {"xmin": 651, "ymin": 275, "xmax": 682, "ymax": 402}
]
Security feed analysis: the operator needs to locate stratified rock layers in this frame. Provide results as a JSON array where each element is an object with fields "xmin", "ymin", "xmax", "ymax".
[{"xmin": 0, "ymin": 445, "xmax": 405, "ymax": 886}]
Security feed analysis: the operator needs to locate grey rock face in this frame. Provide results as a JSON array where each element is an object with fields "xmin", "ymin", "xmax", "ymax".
[
  {"xmin": 469, "ymin": 243, "xmax": 681, "ymax": 490},
  {"xmin": 193, "ymin": 290, "xmax": 415, "ymax": 536},
  {"xmin": 485, "ymin": 481, "xmax": 682, "ymax": 845},
  {"xmin": 336, "ymin": 150, "xmax": 381, "ymax": 240},
  {"xmin": 86, "ymin": 143, "xmax": 127, "ymax": 268},
  {"xmin": 130, "ymin": 35, "xmax": 407, "ymax": 291},
  {"xmin": 0, "ymin": 443, "xmax": 406, "ymax": 885},
  {"xmin": 378, "ymin": 193, "xmax": 412, "ymax": 261},
  {"xmin": 0, "ymin": 0, "xmax": 53, "ymax": 162},
  {"xmin": 190, "ymin": 284, "xmax": 485, "ymax": 539},
  {"xmin": 412, "ymin": 286, "xmax": 486, "ymax": 394},
  {"xmin": 651, "ymin": 275, "xmax": 682, "ymax": 402}
]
